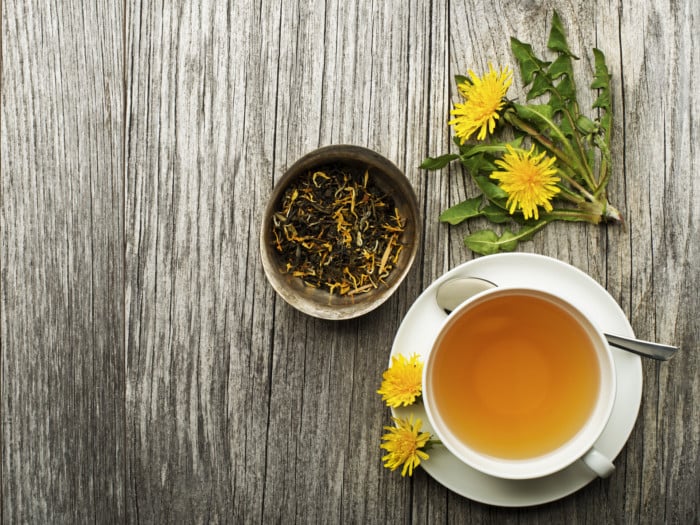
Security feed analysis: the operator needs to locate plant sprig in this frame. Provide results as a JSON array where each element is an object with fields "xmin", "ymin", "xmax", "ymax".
[{"xmin": 422, "ymin": 12, "xmax": 621, "ymax": 255}]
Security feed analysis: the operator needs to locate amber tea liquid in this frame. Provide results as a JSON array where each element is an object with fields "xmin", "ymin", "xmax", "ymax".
[{"xmin": 431, "ymin": 293, "xmax": 601, "ymax": 460}]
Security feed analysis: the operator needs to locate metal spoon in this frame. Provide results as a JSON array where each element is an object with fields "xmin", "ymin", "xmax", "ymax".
[{"xmin": 435, "ymin": 277, "xmax": 678, "ymax": 361}]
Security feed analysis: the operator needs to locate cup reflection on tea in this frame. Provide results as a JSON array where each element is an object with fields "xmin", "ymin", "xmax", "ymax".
[{"xmin": 422, "ymin": 287, "xmax": 616, "ymax": 479}]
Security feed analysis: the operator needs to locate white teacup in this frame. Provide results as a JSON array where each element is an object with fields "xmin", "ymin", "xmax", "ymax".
[{"xmin": 423, "ymin": 287, "xmax": 616, "ymax": 480}]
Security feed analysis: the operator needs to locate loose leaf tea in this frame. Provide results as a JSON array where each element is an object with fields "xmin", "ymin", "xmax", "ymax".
[{"xmin": 271, "ymin": 164, "xmax": 405, "ymax": 296}]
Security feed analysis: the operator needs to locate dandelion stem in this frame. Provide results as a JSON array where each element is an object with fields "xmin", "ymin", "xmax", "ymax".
[
  {"xmin": 504, "ymin": 111, "xmax": 597, "ymax": 191},
  {"xmin": 556, "ymin": 167, "xmax": 597, "ymax": 202},
  {"xmin": 543, "ymin": 208, "xmax": 601, "ymax": 223},
  {"xmin": 556, "ymin": 183, "xmax": 586, "ymax": 203},
  {"xmin": 593, "ymin": 134, "xmax": 612, "ymax": 197},
  {"xmin": 549, "ymin": 94, "xmax": 596, "ymax": 185},
  {"xmin": 504, "ymin": 113, "xmax": 575, "ymax": 167}
]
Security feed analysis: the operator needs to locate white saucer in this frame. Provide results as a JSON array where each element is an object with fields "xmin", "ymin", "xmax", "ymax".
[{"xmin": 390, "ymin": 253, "xmax": 642, "ymax": 507}]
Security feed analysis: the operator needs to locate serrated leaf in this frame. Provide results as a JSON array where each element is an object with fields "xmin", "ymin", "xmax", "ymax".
[
  {"xmin": 591, "ymin": 48, "xmax": 611, "ymax": 90},
  {"xmin": 459, "ymin": 139, "xmax": 526, "ymax": 174},
  {"xmin": 495, "ymin": 230, "xmax": 521, "ymax": 251},
  {"xmin": 527, "ymin": 74, "xmax": 553, "ymax": 100},
  {"xmin": 555, "ymin": 75, "xmax": 576, "ymax": 102},
  {"xmin": 547, "ymin": 11, "xmax": 579, "ymax": 58},
  {"xmin": 439, "ymin": 197, "xmax": 483, "ymax": 225},
  {"xmin": 548, "ymin": 54, "xmax": 574, "ymax": 80},
  {"xmin": 474, "ymin": 175, "xmax": 509, "ymax": 201},
  {"xmin": 481, "ymin": 204, "xmax": 510, "ymax": 223},
  {"xmin": 464, "ymin": 229, "xmax": 518, "ymax": 255},
  {"xmin": 461, "ymin": 143, "xmax": 512, "ymax": 157},
  {"xmin": 461, "ymin": 153, "xmax": 494, "ymax": 175},
  {"xmin": 464, "ymin": 230, "xmax": 502, "ymax": 255},
  {"xmin": 455, "ymin": 74, "xmax": 469, "ymax": 87},
  {"xmin": 593, "ymin": 91, "xmax": 610, "ymax": 110},
  {"xmin": 513, "ymin": 102, "xmax": 555, "ymax": 127},
  {"xmin": 464, "ymin": 223, "xmax": 546, "ymax": 255},
  {"xmin": 591, "ymin": 49, "xmax": 613, "ymax": 138},
  {"xmin": 510, "ymin": 37, "xmax": 551, "ymax": 85},
  {"xmin": 420, "ymin": 153, "xmax": 459, "ymax": 170},
  {"xmin": 507, "ymin": 136, "xmax": 525, "ymax": 148}
]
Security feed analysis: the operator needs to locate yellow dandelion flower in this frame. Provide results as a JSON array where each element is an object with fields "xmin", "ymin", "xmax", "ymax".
[
  {"xmin": 448, "ymin": 63, "xmax": 513, "ymax": 143},
  {"xmin": 377, "ymin": 354, "xmax": 423, "ymax": 408},
  {"xmin": 380, "ymin": 416, "xmax": 431, "ymax": 477},
  {"xmin": 491, "ymin": 144, "xmax": 561, "ymax": 220}
]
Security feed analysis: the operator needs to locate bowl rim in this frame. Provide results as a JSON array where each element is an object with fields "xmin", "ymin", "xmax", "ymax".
[{"xmin": 259, "ymin": 144, "xmax": 421, "ymax": 320}]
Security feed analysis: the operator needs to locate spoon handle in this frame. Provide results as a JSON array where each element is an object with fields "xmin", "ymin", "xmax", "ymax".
[{"xmin": 604, "ymin": 333, "xmax": 678, "ymax": 361}]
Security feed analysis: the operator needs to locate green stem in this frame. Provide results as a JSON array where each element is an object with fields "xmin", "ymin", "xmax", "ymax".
[
  {"xmin": 597, "ymin": 162, "xmax": 609, "ymax": 198},
  {"xmin": 505, "ymin": 113, "xmax": 577, "ymax": 171},
  {"xmin": 593, "ymin": 134, "xmax": 611, "ymax": 197},
  {"xmin": 542, "ymin": 208, "xmax": 602, "ymax": 224},
  {"xmin": 550, "ymin": 94, "xmax": 596, "ymax": 185},
  {"xmin": 505, "ymin": 111, "xmax": 597, "ymax": 191},
  {"xmin": 557, "ymin": 167, "xmax": 596, "ymax": 202},
  {"xmin": 556, "ymin": 183, "xmax": 585, "ymax": 204}
]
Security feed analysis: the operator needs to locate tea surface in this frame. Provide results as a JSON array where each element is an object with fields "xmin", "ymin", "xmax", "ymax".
[{"xmin": 432, "ymin": 294, "xmax": 600, "ymax": 459}]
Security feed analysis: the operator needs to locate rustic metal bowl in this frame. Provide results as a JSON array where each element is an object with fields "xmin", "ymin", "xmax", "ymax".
[{"xmin": 260, "ymin": 145, "xmax": 421, "ymax": 320}]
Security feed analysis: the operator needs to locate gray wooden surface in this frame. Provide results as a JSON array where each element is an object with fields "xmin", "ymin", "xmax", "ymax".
[{"xmin": 2, "ymin": 0, "xmax": 698, "ymax": 523}]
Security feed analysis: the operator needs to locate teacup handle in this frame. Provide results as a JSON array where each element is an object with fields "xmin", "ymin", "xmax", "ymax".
[{"xmin": 582, "ymin": 448, "xmax": 615, "ymax": 478}]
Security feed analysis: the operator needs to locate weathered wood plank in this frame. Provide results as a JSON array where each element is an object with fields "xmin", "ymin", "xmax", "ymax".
[
  {"xmin": 1, "ymin": 0, "xmax": 125, "ymax": 523},
  {"xmin": 124, "ymin": 0, "xmax": 278, "ymax": 521},
  {"xmin": 614, "ymin": 1, "xmax": 700, "ymax": 524},
  {"xmin": 2, "ymin": 0, "xmax": 697, "ymax": 522}
]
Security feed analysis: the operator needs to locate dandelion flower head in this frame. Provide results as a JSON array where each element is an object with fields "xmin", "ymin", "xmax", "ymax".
[
  {"xmin": 377, "ymin": 354, "xmax": 423, "ymax": 408},
  {"xmin": 380, "ymin": 416, "xmax": 431, "ymax": 477},
  {"xmin": 491, "ymin": 144, "xmax": 561, "ymax": 220},
  {"xmin": 448, "ymin": 63, "xmax": 512, "ymax": 143}
]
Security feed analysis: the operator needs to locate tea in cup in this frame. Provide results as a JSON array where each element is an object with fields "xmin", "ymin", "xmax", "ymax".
[{"xmin": 423, "ymin": 287, "xmax": 616, "ymax": 479}]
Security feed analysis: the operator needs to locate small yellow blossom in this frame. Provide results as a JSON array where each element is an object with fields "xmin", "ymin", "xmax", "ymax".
[
  {"xmin": 380, "ymin": 416, "xmax": 431, "ymax": 477},
  {"xmin": 491, "ymin": 144, "xmax": 561, "ymax": 220},
  {"xmin": 448, "ymin": 63, "xmax": 513, "ymax": 143},
  {"xmin": 377, "ymin": 354, "xmax": 423, "ymax": 408}
]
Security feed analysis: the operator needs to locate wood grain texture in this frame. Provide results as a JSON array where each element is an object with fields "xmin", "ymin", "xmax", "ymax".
[
  {"xmin": 2, "ymin": 0, "xmax": 698, "ymax": 523},
  {"xmin": 1, "ymin": 0, "xmax": 125, "ymax": 523}
]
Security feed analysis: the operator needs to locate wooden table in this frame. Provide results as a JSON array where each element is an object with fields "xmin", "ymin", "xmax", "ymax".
[{"xmin": 2, "ymin": 1, "xmax": 698, "ymax": 523}]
